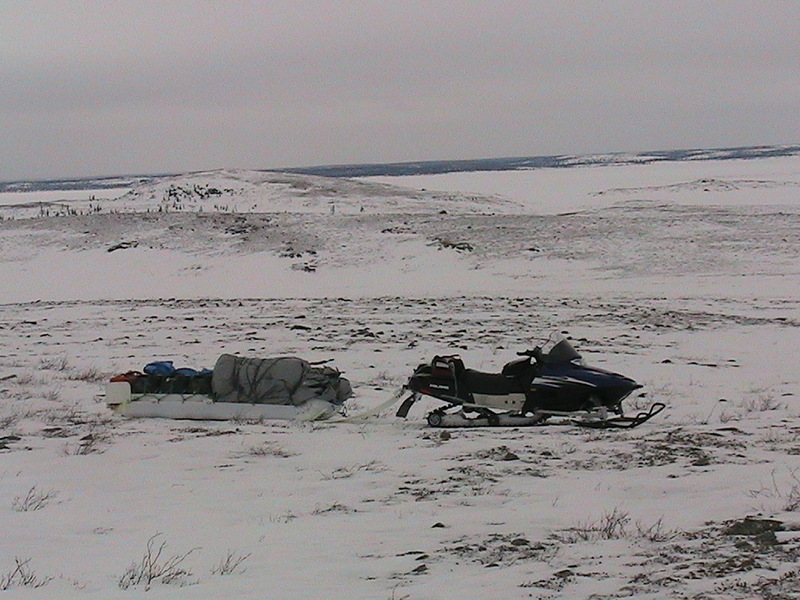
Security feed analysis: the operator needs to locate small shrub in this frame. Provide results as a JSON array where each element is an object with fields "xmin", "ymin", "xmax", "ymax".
[
  {"xmin": 740, "ymin": 388, "xmax": 785, "ymax": 413},
  {"xmin": 68, "ymin": 366, "xmax": 106, "ymax": 383},
  {"xmin": 388, "ymin": 585, "xmax": 411, "ymax": 600},
  {"xmin": 12, "ymin": 372, "xmax": 46, "ymax": 387},
  {"xmin": 434, "ymin": 237, "xmax": 474, "ymax": 252},
  {"xmin": 12, "ymin": 486, "xmax": 58, "ymax": 512},
  {"xmin": 553, "ymin": 507, "xmax": 630, "ymax": 543},
  {"xmin": 319, "ymin": 460, "xmax": 386, "ymax": 480},
  {"xmin": 553, "ymin": 510, "xmax": 678, "ymax": 545},
  {"xmin": 39, "ymin": 355, "xmax": 70, "ymax": 372},
  {"xmin": 118, "ymin": 533, "xmax": 198, "ymax": 590},
  {"xmin": 748, "ymin": 468, "xmax": 800, "ymax": 512},
  {"xmin": 210, "ymin": 551, "xmax": 251, "ymax": 576},
  {"xmin": 634, "ymin": 517, "xmax": 679, "ymax": 542},
  {"xmin": 0, "ymin": 557, "xmax": 52, "ymax": 590},
  {"xmin": 42, "ymin": 403, "xmax": 84, "ymax": 426},
  {"xmin": 267, "ymin": 511, "xmax": 297, "ymax": 524},
  {"xmin": 63, "ymin": 419, "xmax": 113, "ymax": 455},
  {"xmin": 0, "ymin": 411, "xmax": 20, "ymax": 430},
  {"xmin": 783, "ymin": 484, "xmax": 800, "ymax": 512},
  {"xmin": 232, "ymin": 441, "xmax": 294, "ymax": 459},
  {"xmin": 7, "ymin": 373, "xmax": 50, "ymax": 400},
  {"xmin": 66, "ymin": 436, "xmax": 102, "ymax": 455},
  {"xmin": 42, "ymin": 388, "xmax": 63, "ymax": 403},
  {"xmin": 311, "ymin": 502, "xmax": 355, "ymax": 515}
]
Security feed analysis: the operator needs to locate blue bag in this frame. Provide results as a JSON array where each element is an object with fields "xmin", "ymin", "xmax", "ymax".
[{"xmin": 143, "ymin": 361, "xmax": 176, "ymax": 376}]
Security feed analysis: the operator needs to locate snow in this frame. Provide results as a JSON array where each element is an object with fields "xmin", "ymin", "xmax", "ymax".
[{"xmin": 1, "ymin": 154, "xmax": 800, "ymax": 598}]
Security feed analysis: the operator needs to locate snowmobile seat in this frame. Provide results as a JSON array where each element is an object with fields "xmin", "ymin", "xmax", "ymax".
[
  {"xmin": 501, "ymin": 356, "xmax": 531, "ymax": 378},
  {"xmin": 431, "ymin": 355, "xmax": 465, "ymax": 377},
  {"xmin": 462, "ymin": 369, "xmax": 516, "ymax": 395}
]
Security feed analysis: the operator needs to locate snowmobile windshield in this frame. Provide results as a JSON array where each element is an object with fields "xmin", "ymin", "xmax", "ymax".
[{"xmin": 543, "ymin": 337, "xmax": 582, "ymax": 365}]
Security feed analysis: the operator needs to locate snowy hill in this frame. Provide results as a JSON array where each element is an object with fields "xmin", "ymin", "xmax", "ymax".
[
  {"xmin": 110, "ymin": 169, "xmax": 519, "ymax": 215},
  {"xmin": 0, "ymin": 168, "xmax": 515, "ymax": 220}
]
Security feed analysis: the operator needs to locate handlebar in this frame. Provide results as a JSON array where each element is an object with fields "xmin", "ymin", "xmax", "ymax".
[{"xmin": 517, "ymin": 347, "xmax": 544, "ymax": 362}]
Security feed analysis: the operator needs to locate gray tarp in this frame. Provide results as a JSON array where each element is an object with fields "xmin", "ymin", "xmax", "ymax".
[{"xmin": 212, "ymin": 354, "xmax": 352, "ymax": 405}]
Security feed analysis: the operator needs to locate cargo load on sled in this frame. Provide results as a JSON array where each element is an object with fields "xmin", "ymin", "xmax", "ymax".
[{"xmin": 106, "ymin": 354, "xmax": 352, "ymax": 421}]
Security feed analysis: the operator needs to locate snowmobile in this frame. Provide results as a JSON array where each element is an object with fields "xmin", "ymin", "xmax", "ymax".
[{"xmin": 396, "ymin": 334, "xmax": 664, "ymax": 428}]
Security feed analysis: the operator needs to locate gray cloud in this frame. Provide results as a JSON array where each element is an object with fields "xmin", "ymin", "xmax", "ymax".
[{"xmin": 2, "ymin": 0, "xmax": 799, "ymax": 180}]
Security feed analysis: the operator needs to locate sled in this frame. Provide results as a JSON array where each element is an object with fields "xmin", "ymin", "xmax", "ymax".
[
  {"xmin": 106, "ymin": 354, "xmax": 351, "ymax": 422},
  {"xmin": 105, "ymin": 381, "xmax": 340, "ymax": 421}
]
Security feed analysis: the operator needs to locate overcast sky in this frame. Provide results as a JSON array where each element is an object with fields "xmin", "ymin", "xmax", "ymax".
[{"xmin": 2, "ymin": 1, "xmax": 799, "ymax": 181}]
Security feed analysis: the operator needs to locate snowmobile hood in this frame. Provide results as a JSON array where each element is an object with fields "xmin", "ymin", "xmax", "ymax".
[{"xmin": 542, "ymin": 338, "xmax": 582, "ymax": 365}]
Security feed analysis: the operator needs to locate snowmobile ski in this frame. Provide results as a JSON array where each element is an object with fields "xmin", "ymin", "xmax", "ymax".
[{"xmin": 571, "ymin": 402, "xmax": 666, "ymax": 429}]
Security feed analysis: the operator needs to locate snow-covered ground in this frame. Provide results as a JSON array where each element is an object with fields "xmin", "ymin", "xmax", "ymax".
[{"xmin": 1, "ymin": 155, "xmax": 799, "ymax": 598}]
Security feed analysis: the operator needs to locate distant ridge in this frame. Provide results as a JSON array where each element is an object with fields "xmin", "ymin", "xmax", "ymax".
[
  {"xmin": 283, "ymin": 144, "xmax": 800, "ymax": 178},
  {"xmin": 2, "ymin": 144, "xmax": 799, "ymax": 192},
  {"xmin": 0, "ymin": 174, "xmax": 165, "ymax": 194}
]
